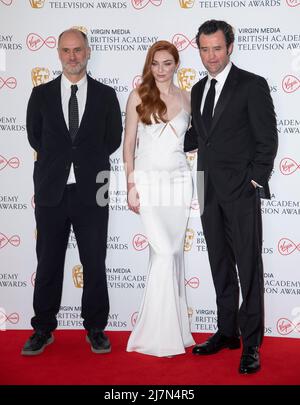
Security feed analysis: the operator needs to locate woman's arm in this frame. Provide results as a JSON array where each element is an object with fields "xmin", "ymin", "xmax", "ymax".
[{"xmin": 123, "ymin": 90, "xmax": 141, "ymax": 213}]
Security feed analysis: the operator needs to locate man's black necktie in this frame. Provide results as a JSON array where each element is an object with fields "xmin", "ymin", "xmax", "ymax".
[
  {"xmin": 69, "ymin": 84, "xmax": 79, "ymax": 142},
  {"xmin": 202, "ymin": 78, "xmax": 217, "ymax": 133}
]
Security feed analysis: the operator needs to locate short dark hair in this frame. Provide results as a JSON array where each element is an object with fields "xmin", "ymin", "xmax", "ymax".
[{"xmin": 196, "ymin": 20, "xmax": 234, "ymax": 49}]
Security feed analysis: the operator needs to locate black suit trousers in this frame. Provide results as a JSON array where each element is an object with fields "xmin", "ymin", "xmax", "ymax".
[
  {"xmin": 31, "ymin": 184, "xmax": 109, "ymax": 332},
  {"xmin": 201, "ymin": 179, "xmax": 264, "ymax": 347}
]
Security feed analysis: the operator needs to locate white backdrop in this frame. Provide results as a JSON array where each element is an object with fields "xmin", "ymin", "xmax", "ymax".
[{"xmin": 0, "ymin": 0, "xmax": 299, "ymax": 339}]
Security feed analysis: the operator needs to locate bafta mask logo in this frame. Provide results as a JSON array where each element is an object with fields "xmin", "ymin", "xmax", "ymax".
[
  {"xmin": 177, "ymin": 68, "xmax": 197, "ymax": 91},
  {"xmin": 184, "ymin": 228, "xmax": 195, "ymax": 251},
  {"xmin": 72, "ymin": 264, "xmax": 84, "ymax": 288},
  {"xmin": 179, "ymin": 0, "xmax": 195, "ymax": 8},
  {"xmin": 71, "ymin": 26, "xmax": 88, "ymax": 35},
  {"xmin": 29, "ymin": 0, "xmax": 45, "ymax": 8},
  {"xmin": 31, "ymin": 67, "xmax": 50, "ymax": 87}
]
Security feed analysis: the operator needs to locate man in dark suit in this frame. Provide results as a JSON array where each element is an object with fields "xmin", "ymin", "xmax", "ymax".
[
  {"xmin": 184, "ymin": 20, "xmax": 278, "ymax": 374},
  {"xmin": 22, "ymin": 29, "xmax": 122, "ymax": 355}
]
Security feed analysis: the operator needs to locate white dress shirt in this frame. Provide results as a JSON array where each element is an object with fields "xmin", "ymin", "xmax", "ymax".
[
  {"xmin": 61, "ymin": 74, "xmax": 87, "ymax": 184},
  {"xmin": 200, "ymin": 61, "xmax": 232, "ymax": 114}
]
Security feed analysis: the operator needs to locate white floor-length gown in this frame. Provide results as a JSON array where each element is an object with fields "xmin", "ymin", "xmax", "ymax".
[{"xmin": 126, "ymin": 100, "xmax": 195, "ymax": 357}]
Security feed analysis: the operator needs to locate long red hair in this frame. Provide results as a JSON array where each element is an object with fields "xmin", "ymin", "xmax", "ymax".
[{"xmin": 136, "ymin": 41, "xmax": 179, "ymax": 125}]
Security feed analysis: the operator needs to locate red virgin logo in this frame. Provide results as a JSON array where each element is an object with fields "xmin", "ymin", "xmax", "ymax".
[
  {"xmin": 0, "ymin": 77, "xmax": 17, "ymax": 90},
  {"xmin": 279, "ymin": 157, "xmax": 300, "ymax": 175},
  {"xmin": 282, "ymin": 75, "xmax": 300, "ymax": 93},
  {"xmin": 0, "ymin": 155, "xmax": 20, "ymax": 170},
  {"xmin": 132, "ymin": 234, "xmax": 148, "ymax": 251},
  {"xmin": 131, "ymin": 0, "xmax": 162, "ymax": 9},
  {"xmin": 0, "ymin": 311, "xmax": 19, "ymax": 327},
  {"xmin": 31, "ymin": 272, "xmax": 36, "ymax": 287},
  {"xmin": 132, "ymin": 75, "xmax": 142, "ymax": 89},
  {"xmin": 286, "ymin": 0, "xmax": 300, "ymax": 6},
  {"xmin": 277, "ymin": 318, "xmax": 300, "ymax": 335},
  {"xmin": 26, "ymin": 33, "xmax": 56, "ymax": 51},
  {"xmin": 185, "ymin": 277, "xmax": 200, "ymax": 288},
  {"xmin": 131, "ymin": 311, "xmax": 138, "ymax": 326},
  {"xmin": 172, "ymin": 34, "xmax": 197, "ymax": 51},
  {"xmin": 277, "ymin": 238, "xmax": 300, "ymax": 255},
  {"xmin": 0, "ymin": 233, "xmax": 21, "ymax": 249}
]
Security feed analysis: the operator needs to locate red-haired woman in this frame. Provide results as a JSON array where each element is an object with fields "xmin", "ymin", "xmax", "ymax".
[{"xmin": 123, "ymin": 41, "xmax": 195, "ymax": 357}]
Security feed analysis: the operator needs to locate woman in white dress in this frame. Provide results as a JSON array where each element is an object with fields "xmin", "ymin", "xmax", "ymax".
[{"xmin": 123, "ymin": 41, "xmax": 195, "ymax": 357}]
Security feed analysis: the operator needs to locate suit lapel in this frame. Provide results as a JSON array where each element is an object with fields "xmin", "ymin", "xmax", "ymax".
[{"xmin": 209, "ymin": 65, "xmax": 239, "ymax": 135}]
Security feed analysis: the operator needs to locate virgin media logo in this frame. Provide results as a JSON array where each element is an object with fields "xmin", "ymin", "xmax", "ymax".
[
  {"xmin": 132, "ymin": 75, "xmax": 142, "ymax": 89},
  {"xmin": 131, "ymin": 311, "xmax": 138, "ymax": 326},
  {"xmin": 277, "ymin": 238, "xmax": 300, "ymax": 255},
  {"xmin": 286, "ymin": 0, "xmax": 300, "ymax": 6},
  {"xmin": 0, "ymin": 155, "xmax": 20, "ymax": 171},
  {"xmin": 0, "ymin": 77, "xmax": 17, "ymax": 90},
  {"xmin": 279, "ymin": 157, "xmax": 300, "ymax": 175},
  {"xmin": 0, "ymin": 233, "xmax": 20, "ymax": 249},
  {"xmin": 172, "ymin": 34, "xmax": 197, "ymax": 51},
  {"xmin": 132, "ymin": 234, "xmax": 148, "ymax": 251},
  {"xmin": 31, "ymin": 272, "xmax": 36, "ymax": 287},
  {"xmin": 282, "ymin": 75, "xmax": 300, "ymax": 93},
  {"xmin": 277, "ymin": 318, "xmax": 300, "ymax": 335},
  {"xmin": 131, "ymin": 0, "xmax": 162, "ymax": 9},
  {"xmin": 26, "ymin": 33, "xmax": 56, "ymax": 51},
  {"xmin": 0, "ymin": 0, "xmax": 13, "ymax": 5},
  {"xmin": 185, "ymin": 277, "xmax": 200, "ymax": 288},
  {"xmin": 0, "ymin": 311, "xmax": 19, "ymax": 327}
]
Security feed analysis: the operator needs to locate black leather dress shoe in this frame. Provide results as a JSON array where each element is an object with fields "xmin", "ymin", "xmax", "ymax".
[
  {"xmin": 21, "ymin": 330, "xmax": 54, "ymax": 356},
  {"xmin": 86, "ymin": 329, "xmax": 111, "ymax": 354},
  {"xmin": 239, "ymin": 346, "xmax": 260, "ymax": 374},
  {"xmin": 192, "ymin": 331, "xmax": 240, "ymax": 355}
]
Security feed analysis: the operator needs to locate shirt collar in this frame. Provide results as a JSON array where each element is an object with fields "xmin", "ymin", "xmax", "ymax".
[
  {"xmin": 61, "ymin": 73, "xmax": 87, "ymax": 89},
  {"xmin": 207, "ymin": 61, "xmax": 232, "ymax": 86}
]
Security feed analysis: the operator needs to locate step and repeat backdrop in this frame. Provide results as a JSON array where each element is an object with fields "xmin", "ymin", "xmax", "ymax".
[{"xmin": 0, "ymin": 0, "xmax": 299, "ymax": 338}]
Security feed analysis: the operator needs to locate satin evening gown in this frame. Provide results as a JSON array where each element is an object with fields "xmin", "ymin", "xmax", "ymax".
[{"xmin": 127, "ymin": 101, "xmax": 195, "ymax": 357}]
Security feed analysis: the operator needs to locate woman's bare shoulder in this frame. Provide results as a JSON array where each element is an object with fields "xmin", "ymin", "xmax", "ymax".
[{"xmin": 128, "ymin": 88, "xmax": 141, "ymax": 106}]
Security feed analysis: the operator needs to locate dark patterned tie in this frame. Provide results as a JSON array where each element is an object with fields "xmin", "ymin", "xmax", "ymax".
[
  {"xmin": 69, "ymin": 84, "xmax": 79, "ymax": 142},
  {"xmin": 202, "ymin": 78, "xmax": 217, "ymax": 133}
]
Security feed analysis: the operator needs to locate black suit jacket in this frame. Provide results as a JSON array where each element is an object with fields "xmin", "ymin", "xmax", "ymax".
[
  {"xmin": 27, "ymin": 75, "xmax": 122, "ymax": 206},
  {"xmin": 184, "ymin": 64, "xmax": 278, "ymax": 201}
]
